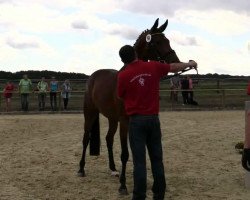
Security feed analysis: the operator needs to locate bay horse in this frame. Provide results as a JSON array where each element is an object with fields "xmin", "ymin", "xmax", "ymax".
[{"xmin": 78, "ymin": 18, "xmax": 180, "ymax": 195}]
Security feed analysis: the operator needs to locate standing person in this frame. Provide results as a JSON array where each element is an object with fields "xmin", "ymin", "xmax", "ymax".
[
  {"xmin": 181, "ymin": 76, "xmax": 189, "ymax": 105},
  {"xmin": 247, "ymin": 80, "xmax": 250, "ymax": 95},
  {"xmin": 117, "ymin": 45, "xmax": 197, "ymax": 200},
  {"xmin": 170, "ymin": 73, "xmax": 180, "ymax": 102},
  {"xmin": 242, "ymin": 100, "xmax": 250, "ymax": 171},
  {"xmin": 19, "ymin": 74, "xmax": 32, "ymax": 111},
  {"xmin": 188, "ymin": 76, "xmax": 193, "ymax": 103},
  {"xmin": 187, "ymin": 76, "xmax": 198, "ymax": 105},
  {"xmin": 61, "ymin": 79, "xmax": 71, "ymax": 110},
  {"xmin": 3, "ymin": 81, "xmax": 15, "ymax": 112},
  {"xmin": 37, "ymin": 77, "xmax": 48, "ymax": 111},
  {"xmin": 49, "ymin": 76, "xmax": 58, "ymax": 111}
]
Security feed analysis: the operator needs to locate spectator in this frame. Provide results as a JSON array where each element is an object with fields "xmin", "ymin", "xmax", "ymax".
[
  {"xmin": 187, "ymin": 76, "xmax": 198, "ymax": 105},
  {"xmin": 49, "ymin": 76, "xmax": 58, "ymax": 111},
  {"xmin": 61, "ymin": 79, "xmax": 72, "ymax": 110},
  {"xmin": 170, "ymin": 73, "xmax": 180, "ymax": 102},
  {"xmin": 242, "ymin": 92, "xmax": 250, "ymax": 171},
  {"xmin": 37, "ymin": 77, "xmax": 48, "ymax": 111},
  {"xmin": 3, "ymin": 80, "xmax": 15, "ymax": 112},
  {"xmin": 247, "ymin": 80, "xmax": 250, "ymax": 95},
  {"xmin": 19, "ymin": 74, "xmax": 32, "ymax": 111},
  {"xmin": 181, "ymin": 76, "xmax": 189, "ymax": 105}
]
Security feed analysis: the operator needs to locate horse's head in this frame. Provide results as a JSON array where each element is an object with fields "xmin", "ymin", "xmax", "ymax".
[{"xmin": 134, "ymin": 18, "xmax": 180, "ymax": 63}]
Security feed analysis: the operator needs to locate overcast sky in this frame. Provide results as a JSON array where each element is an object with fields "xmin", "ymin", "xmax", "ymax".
[{"xmin": 0, "ymin": 0, "xmax": 249, "ymax": 75}]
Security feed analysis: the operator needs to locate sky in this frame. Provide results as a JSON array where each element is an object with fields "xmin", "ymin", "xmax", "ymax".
[{"xmin": 0, "ymin": 0, "xmax": 249, "ymax": 76}]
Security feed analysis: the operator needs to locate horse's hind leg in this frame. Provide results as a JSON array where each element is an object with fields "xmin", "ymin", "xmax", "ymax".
[
  {"xmin": 78, "ymin": 110, "xmax": 98, "ymax": 177},
  {"xmin": 106, "ymin": 119, "xmax": 119, "ymax": 175},
  {"xmin": 119, "ymin": 118, "xmax": 129, "ymax": 195}
]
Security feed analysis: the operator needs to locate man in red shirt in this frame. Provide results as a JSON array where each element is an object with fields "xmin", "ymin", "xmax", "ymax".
[{"xmin": 117, "ymin": 45, "xmax": 197, "ymax": 200}]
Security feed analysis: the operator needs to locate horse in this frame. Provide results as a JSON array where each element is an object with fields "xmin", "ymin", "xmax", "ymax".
[{"xmin": 78, "ymin": 18, "xmax": 181, "ymax": 195}]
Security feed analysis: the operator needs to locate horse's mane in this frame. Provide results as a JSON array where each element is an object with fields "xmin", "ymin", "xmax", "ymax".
[
  {"xmin": 118, "ymin": 30, "xmax": 149, "ymax": 72},
  {"xmin": 133, "ymin": 29, "xmax": 149, "ymax": 48}
]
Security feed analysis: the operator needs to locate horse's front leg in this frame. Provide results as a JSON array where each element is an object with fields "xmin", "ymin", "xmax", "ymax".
[{"xmin": 119, "ymin": 119, "xmax": 129, "ymax": 195}]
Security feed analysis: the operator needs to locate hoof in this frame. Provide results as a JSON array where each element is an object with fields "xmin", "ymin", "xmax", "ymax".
[
  {"xmin": 119, "ymin": 187, "xmax": 128, "ymax": 195},
  {"xmin": 111, "ymin": 171, "xmax": 119, "ymax": 177},
  {"xmin": 77, "ymin": 170, "xmax": 86, "ymax": 177}
]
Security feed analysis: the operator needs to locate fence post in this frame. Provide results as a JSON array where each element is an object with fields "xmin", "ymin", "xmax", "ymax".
[
  {"xmin": 171, "ymin": 90, "xmax": 174, "ymax": 110},
  {"xmin": 221, "ymin": 89, "xmax": 225, "ymax": 108},
  {"xmin": 216, "ymin": 79, "xmax": 220, "ymax": 93},
  {"xmin": 244, "ymin": 101, "xmax": 250, "ymax": 188},
  {"xmin": 58, "ymin": 92, "xmax": 61, "ymax": 111}
]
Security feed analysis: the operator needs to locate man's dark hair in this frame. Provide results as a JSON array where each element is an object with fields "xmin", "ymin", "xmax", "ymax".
[{"xmin": 119, "ymin": 45, "xmax": 136, "ymax": 64}]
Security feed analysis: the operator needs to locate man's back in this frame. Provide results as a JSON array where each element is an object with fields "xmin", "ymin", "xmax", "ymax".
[{"xmin": 117, "ymin": 60, "xmax": 170, "ymax": 115}]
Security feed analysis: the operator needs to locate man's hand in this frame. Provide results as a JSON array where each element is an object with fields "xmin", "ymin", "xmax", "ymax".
[
  {"xmin": 188, "ymin": 60, "xmax": 197, "ymax": 69},
  {"xmin": 242, "ymin": 148, "xmax": 250, "ymax": 171}
]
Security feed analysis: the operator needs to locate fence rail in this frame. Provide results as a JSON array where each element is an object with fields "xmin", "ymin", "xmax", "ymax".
[
  {"xmin": 0, "ymin": 88, "xmax": 249, "ymax": 113},
  {"xmin": 0, "ymin": 91, "xmax": 85, "ymax": 112},
  {"xmin": 160, "ymin": 88, "xmax": 248, "ymax": 110}
]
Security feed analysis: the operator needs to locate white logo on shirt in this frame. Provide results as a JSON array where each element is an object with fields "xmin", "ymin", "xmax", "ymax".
[
  {"xmin": 138, "ymin": 77, "xmax": 145, "ymax": 86},
  {"xmin": 130, "ymin": 73, "xmax": 151, "ymax": 87}
]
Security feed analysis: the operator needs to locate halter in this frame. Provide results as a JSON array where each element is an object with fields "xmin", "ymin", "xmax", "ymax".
[
  {"xmin": 145, "ymin": 33, "xmax": 176, "ymax": 63},
  {"xmin": 145, "ymin": 33, "xmax": 198, "ymax": 79}
]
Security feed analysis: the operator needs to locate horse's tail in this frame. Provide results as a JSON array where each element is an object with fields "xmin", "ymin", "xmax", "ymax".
[{"xmin": 89, "ymin": 114, "xmax": 100, "ymax": 156}]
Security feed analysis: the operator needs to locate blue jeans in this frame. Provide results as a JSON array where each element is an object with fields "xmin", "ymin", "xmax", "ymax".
[
  {"xmin": 38, "ymin": 93, "xmax": 46, "ymax": 110},
  {"xmin": 50, "ymin": 92, "xmax": 57, "ymax": 111},
  {"xmin": 129, "ymin": 115, "xmax": 166, "ymax": 200},
  {"xmin": 21, "ymin": 93, "xmax": 29, "ymax": 111}
]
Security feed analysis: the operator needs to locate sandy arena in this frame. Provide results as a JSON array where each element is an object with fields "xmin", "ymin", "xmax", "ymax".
[{"xmin": 0, "ymin": 111, "xmax": 249, "ymax": 200}]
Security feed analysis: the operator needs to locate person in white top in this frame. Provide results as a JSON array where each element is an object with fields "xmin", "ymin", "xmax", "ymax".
[
  {"xmin": 61, "ymin": 79, "xmax": 72, "ymax": 110},
  {"xmin": 170, "ymin": 74, "xmax": 180, "ymax": 102}
]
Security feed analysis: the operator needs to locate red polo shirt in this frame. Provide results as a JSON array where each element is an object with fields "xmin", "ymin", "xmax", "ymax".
[{"xmin": 117, "ymin": 60, "xmax": 170, "ymax": 115}]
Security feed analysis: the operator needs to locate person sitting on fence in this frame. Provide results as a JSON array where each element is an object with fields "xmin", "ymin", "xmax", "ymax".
[
  {"xmin": 3, "ymin": 80, "xmax": 15, "ymax": 112},
  {"xmin": 19, "ymin": 74, "xmax": 32, "ymax": 111},
  {"xmin": 37, "ymin": 77, "xmax": 48, "ymax": 111},
  {"xmin": 49, "ymin": 76, "xmax": 58, "ymax": 111},
  {"xmin": 61, "ymin": 79, "xmax": 72, "ymax": 110}
]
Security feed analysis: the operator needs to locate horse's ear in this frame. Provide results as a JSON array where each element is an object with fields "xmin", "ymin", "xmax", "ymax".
[
  {"xmin": 158, "ymin": 19, "xmax": 168, "ymax": 33},
  {"xmin": 150, "ymin": 18, "xmax": 159, "ymax": 32}
]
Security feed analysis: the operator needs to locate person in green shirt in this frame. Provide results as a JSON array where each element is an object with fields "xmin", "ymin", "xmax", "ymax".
[
  {"xmin": 19, "ymin": 74, "xmax": 32, "ymax": 111},
  {"xmin": 37, "ymin": 77, "xmax": 48, "ymax": 111}
]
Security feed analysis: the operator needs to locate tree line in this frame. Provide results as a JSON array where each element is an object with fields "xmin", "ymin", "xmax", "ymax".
[
  {"xmin": 0, "ymin": 70, "xmax": 89, "ymax": 81},
  {"xmin": 0, "ymin": 70, "xmax": 249, "ymax": 82}
]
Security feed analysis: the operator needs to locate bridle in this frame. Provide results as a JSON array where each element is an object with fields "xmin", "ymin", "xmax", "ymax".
[
  {"xmin": 145, "ymin": 33, "xmax": 177, "ymax": 63},
  {"xmin": 145, "ymin": 32, "xmax": 198, "ymax": 79}
]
